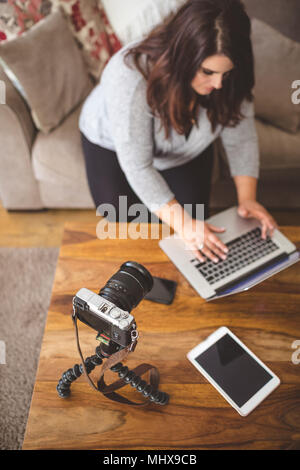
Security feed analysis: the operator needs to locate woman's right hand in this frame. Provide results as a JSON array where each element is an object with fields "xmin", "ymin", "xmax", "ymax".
[
  {"xmin": 154, "ymin": 199, "xmax": 229, "ymax": 263},
  {"xmin": 178, "ymin": 219, "xmax": 229, "ymax": 263}
]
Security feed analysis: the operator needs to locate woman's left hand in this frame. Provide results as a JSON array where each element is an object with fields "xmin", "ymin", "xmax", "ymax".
[{"xmin": 237, "ymin": 200, "xmax": 279, "ymax": 239}]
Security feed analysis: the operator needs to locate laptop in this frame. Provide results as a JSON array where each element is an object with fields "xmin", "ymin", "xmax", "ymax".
[{"xmin": 159, "ymin": 206, "xmax": 300, "ymax": 301}]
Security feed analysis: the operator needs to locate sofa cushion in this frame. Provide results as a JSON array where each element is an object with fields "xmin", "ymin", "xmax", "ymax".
[
  {"xmin": 32, "ymin": 103, "xmax": 88, "ymax": 188},
  {"xmin": 252, "ymin": 18, "xmax": 300, "ymax": 134},
  {"xmin": 0, "ymin": 10, "xmax": 93, "ymax": 134},
  {"xmin": 38, "ymin": 179, "xmax": 94, "ymax": 209},
  {"xmin": 255, "ymin": 118, "xmax": 300, "ymax": 173},
  {"xmin": 210, "ymin": 176, "xmax": 300, "ymax": 209},
  {"xmin": 0, "ymin": 0, "xmax": 121, "ymax": 81}
]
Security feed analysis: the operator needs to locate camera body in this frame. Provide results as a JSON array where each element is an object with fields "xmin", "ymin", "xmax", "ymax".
[{"xmin": 73, "ymin": 288, "xmax": 137, "ymax": 348}]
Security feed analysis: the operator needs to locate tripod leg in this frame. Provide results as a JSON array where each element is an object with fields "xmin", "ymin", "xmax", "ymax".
[{"xmin": 56, "ymin": 346, "xmax": 105, "ymax": 398}]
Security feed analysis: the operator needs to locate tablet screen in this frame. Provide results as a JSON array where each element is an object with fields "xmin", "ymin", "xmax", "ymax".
[{"xmin": 195, "ymin": 334, "xmax": 273, "ymax": 407}]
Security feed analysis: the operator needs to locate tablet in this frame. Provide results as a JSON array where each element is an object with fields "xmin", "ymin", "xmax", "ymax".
[{"xmin": 187, "ymin": 327, "xmax": 280, "ymax": 416}]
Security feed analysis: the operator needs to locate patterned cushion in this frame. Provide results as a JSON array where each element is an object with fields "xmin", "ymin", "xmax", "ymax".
[{"xmin": 0, "ymin": 0, "xmax": 122, "ymax": 80}]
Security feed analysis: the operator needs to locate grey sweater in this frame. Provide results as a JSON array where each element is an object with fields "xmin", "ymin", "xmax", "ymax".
[{"xmin": 79, "ymin": 44, "xmax": 260, "ymax": 211}]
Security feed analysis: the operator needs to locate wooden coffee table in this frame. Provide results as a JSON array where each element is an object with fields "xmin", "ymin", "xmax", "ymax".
[{"xmin": 23, "ymin": 222, "xmax": 300, "ymax": 450}]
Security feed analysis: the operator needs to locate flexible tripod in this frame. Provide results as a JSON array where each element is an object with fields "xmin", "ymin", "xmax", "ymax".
[{"xmin": 57, "ymin": 336, "xmax": 169, "ymax": 406}]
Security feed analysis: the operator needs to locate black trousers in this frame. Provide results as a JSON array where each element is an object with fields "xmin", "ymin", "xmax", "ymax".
[{"xmin": 81, "ymin": 132, "xmax": 214, "ymax": 222}]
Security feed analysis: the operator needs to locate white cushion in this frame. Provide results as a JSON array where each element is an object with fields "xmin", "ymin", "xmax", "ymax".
[{"xmin": 102, "ymin": 0, "xmax": 185, "ymax": 44}]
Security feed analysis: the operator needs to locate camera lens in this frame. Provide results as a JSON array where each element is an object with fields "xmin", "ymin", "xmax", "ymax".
[{"xmin": 99, "ymin": 261, "xmax": 153, "ymax": 312}]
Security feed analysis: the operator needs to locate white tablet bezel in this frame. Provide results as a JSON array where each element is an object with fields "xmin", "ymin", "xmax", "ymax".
[{"xmin": 187, "ymin": 327, "xmax": 280, "ymax": 416}]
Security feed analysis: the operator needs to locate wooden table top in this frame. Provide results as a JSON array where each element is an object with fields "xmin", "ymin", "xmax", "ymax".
[{"xmin": 23, "ymin": 223, "xmax": 300, "ymax": 450}]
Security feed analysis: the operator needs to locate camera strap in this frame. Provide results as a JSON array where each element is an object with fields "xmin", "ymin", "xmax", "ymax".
[{"xmin": 72, "ymin": 313, "xmax": 160, "ymax": 407}]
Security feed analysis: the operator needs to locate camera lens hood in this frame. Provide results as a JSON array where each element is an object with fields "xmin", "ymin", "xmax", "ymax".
[
  {"xmin": 120, "ymin": 261, "xmax": 154, "ymax": 293},
  {"xmin": 99, "ymin": 261, "xmax": 154, "ymax": 313}
]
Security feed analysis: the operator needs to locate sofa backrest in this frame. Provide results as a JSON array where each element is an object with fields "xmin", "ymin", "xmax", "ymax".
[{"xmin": 243, "ymin": 0, "xmax": 300, "ymax": 42}]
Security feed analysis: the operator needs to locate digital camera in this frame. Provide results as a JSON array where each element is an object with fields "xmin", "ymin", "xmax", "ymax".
[
  {"xmin": 73, "ymin": 261, "xmax": 153, "ymax": 348},
  {"xmin": 58, "ymin": 261, "xmax": 169, "ymax": 406}
]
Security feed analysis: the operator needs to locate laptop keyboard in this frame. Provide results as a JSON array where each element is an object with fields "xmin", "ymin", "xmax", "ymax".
[{"xmin": 191, "ymin": 227, "xmax": 280, "ymax": 286}]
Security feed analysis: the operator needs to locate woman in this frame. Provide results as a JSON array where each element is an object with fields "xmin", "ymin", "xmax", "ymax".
[{"xmin": 79, "ymin": 0, "xmax": 278, "ymax": 263}]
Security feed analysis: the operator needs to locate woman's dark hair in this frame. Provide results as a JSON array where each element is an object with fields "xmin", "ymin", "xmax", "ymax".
[{"xmin": 125, "ymin": 0, "xmax": 254, "ymax": 138}]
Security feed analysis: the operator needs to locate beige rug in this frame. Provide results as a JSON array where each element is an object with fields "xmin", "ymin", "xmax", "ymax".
[{"xmin": 0, "ymin": 247, "xmax": 59, "ymax": 450}]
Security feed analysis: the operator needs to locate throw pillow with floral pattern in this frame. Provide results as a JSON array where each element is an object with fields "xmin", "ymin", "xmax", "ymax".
[{"xmin": 0, "ymin": 0, "xmax": 122, "ymax": 80}]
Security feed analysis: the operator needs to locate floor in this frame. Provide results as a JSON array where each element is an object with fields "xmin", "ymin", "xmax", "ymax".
[
  {"xmin": 0, "ymin": 202, "xmax": 300, "ymax": 247},
  {"xmin": 0, "ymin": 203, "xmax": 96, "ymax": 247}
]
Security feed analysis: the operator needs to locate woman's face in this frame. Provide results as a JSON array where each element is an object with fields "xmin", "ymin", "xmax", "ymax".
[{"xmin": 191, "ymin": 54, "xmax": 234, "ymax": 95}]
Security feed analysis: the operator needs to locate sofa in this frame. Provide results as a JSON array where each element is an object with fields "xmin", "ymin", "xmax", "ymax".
[{"xmin": 0, "ymin": 0, "xmax": 299, "ymax": 211}]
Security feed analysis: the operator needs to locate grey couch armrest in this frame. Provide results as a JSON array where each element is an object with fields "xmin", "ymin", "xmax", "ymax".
[{"xmin": 0, "ymin": 65, "xmax": 43, "ymax": 209}]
